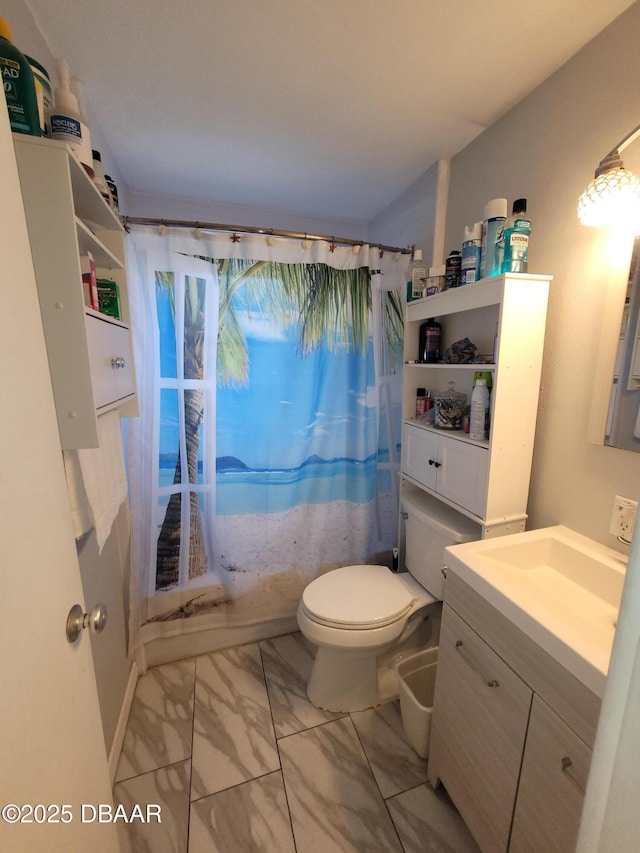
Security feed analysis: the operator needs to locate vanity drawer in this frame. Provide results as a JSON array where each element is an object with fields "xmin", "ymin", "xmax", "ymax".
[
  {"xmin": 510, "ymin": 695, "xmax": 591, "ymax": 853},
  {"xmin": 429, "ymin": 604, "xmax": 533, "ymax": 853}
]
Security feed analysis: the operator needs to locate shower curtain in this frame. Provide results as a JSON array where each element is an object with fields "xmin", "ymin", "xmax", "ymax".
[{"xmin": 126, "ymin": 228, "xmax": 405, "ymax": 653}]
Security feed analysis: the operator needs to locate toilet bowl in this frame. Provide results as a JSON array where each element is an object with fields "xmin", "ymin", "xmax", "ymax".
[{"xmin": 297, "ymin": 489, "xmax": 480, "ymax": 712}]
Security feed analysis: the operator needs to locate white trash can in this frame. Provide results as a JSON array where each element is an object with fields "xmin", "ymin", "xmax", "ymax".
[{"xmin": 395, "ymin": 647, "xmax": 438, "ymax": 759}]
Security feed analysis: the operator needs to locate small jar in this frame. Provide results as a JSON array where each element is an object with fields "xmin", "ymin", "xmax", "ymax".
[
  {"xmin": 416, "ymin": 388, "xmax": 426, "ymax": 419},
  {"xmin": 434, "ymin": 381, "xmax": 467, "ymax": 430}
]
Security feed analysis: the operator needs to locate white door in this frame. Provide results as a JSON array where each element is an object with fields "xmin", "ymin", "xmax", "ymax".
[{"xmin": 0, "ymin": 105, "xmax": 119, "ymax": 850}]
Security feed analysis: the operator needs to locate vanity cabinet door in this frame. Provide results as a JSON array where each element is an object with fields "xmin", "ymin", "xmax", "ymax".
[
  {"xmin": 510, "ymin": 695, "xmax": 591, "ymax": 853},
  {"xmin": 429, "ymin": 604, "xmax": 532, "ymax": 853}
]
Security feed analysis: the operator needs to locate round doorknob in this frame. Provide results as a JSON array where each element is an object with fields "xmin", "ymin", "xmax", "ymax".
[{"xmin": 66, "ymin": 603, "xmax": 108, "ymax": 643}]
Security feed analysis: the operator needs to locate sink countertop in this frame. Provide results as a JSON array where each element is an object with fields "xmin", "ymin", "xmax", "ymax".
[{"xmin": 444, "ymin": 525, "xmax": 628, "ymax": 697}]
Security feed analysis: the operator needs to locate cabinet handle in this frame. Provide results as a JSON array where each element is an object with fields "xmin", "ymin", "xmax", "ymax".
[
  {"xmin": 111, "ymin": 357, "xmax": 126, "ymax": 369},
  {"xmin": 455, "ymin": 640, "xmax": 499, "ymax": 688},
  {"xmin": 428, "ymin": 459, "xmax": 441, "ymax": 468},
  {"xmin": 561, "ymin": 757, "xmax": 586, "ymax": 795}
]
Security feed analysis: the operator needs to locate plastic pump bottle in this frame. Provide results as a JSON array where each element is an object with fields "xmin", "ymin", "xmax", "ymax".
[
  {"xmin": 0, "ymin": 17, "xmax": 40, "ymax": 136},
  {"xmin": 70, "ymin": 77, "xmax": 95, "ymax": 178},
  {"xmin": 50, "ymin": 60, "xmax": 83, "ymax": 152},
  {"xmin": 469, "ymin": 378, "xmax": 490, "ymax": 441},
  {"xmin": 501, "ymin": 199, "xmax": 532, "ymax": 274}
]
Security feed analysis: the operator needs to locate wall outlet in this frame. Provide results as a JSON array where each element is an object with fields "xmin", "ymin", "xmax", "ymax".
[{"xmin": 609, "ymin": 495, "xmax": 638, "ymax": 543}]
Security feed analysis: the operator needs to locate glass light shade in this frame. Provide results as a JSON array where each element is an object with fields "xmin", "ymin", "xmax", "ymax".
[{"xmin": 577, "ymin": 167, "xmax": 640, "ymax": 227}]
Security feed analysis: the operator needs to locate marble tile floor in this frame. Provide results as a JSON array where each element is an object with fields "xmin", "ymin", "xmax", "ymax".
[{"xmin": 113, "ymin": 632, "xmax": 480, "ymax": 853}]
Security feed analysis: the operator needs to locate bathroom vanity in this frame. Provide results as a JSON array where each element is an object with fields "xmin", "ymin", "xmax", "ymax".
[{"xmin": 428, "ymin": 526, "xmax": 626, "ymax": 853}]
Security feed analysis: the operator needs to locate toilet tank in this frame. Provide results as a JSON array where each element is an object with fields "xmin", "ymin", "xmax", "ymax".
[{"xmin": 401, "ymin": 489, "xmax": 480, "ymax": 599}]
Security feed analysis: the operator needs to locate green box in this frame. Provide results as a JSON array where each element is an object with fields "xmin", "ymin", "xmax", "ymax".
[{"xmin": 96, "ymin": 278, "xmax": 121, "ymax": 320}]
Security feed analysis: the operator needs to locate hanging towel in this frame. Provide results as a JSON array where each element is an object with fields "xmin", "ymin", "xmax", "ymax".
[{"xmin": 63, "ymin": 410, "xmax": 128, "ymax": 553}]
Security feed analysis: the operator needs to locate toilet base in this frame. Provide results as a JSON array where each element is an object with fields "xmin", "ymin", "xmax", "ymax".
[
  {"xmin": 306, "ymin": 609, "xmax": 440, "ymax": 713},
  {"xmin": 307, "ymin": 646, "xmax": 378, "ymax": 712}
]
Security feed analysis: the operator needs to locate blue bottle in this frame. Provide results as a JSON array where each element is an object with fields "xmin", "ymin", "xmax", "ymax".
[{"xmin": 501, "ymin": 199, "xmax": 532, "ymax": 274}]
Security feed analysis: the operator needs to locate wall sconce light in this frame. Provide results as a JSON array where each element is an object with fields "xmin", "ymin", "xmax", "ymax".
[{"xmin": 578, "ymin": 123, "xmax": 640, "ymax": 227}]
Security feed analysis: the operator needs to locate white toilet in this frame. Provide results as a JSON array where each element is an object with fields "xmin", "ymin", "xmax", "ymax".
[{"xmin": 297, "ymin": 490, "xmax": 479, "ymax": 712}]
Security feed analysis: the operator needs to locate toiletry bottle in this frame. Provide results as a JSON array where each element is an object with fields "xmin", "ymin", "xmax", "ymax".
[
  {"xmin": 70, "ymin": 78, "xmax": 95, "ymax": 179},
  {"xmin": 424, "ymin": 264, "xmax": 445, "ymax": 296},
  {"xmin": 416, "ymin": 388, "xmax": 427, "ymax": 419},
  {"xmin": 444, "ymin": 250, "xmax": 462, "ymax": 289},
  {"xmin": 49, "ymin": 59, "xmax": 84, "ymax": 156},
  {"xmin": 0, "ymin": 18, "xmax": 40, "ymax": 136},
  {"xmin": 480, "ymin": 198, "xmax": 507, "ymax": 279},
  {"xmin": 25, "ymin": 55, "xmax": 52, "ymax": 136},
  {"xmin": 469, "ymin": 377, "xmax": 490, "ymax": 440},
  {"xmin": 418, "ymin": 318, "xmax": 441, "ymax": 363},
  {"xmin": 461, "ymin": 221, "xmax": 482, "ymax": 285},
  {"xmin": 91, "ymin": 149, "xmax": 112, "ymax": 207},
  {"xmin": 406, "ymin": 250, "xmax": 427, "ymax": 302},
  {"xmin": 105, "ymin": 174, "xmax": 119, "ymax": 211},
  {"xmin": 501, "ymin": 198, "xmax": 532, "ymax": 273}
]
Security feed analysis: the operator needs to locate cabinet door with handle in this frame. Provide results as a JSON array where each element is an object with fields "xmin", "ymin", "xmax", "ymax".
[
  {"xmin": 510, "ymin": 695, "xmax": 591, "ymax": 853},
  {"xmin": 428, "ymin": 604, "xmax": 532, "ymax": 853},
  {"xmin": 437, "ymin": 435, "xmax": 489, "ymax": 516},
  {"xmin": 403, "ymin": 423, "xmax": 439, "ymax": 490}
]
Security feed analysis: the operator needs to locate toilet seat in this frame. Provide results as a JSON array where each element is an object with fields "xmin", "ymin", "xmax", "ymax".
[{"xmin": 301, "ymin": 565, "xmax": 415, "ymax": 630}]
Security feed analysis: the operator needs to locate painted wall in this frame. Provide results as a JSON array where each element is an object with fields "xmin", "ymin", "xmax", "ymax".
[
  {"xmin": 368, "ymin": 161, "xmax": 441, "ymax": 262},
  {"xmin": 443, "ymin": 0, "xmax": 640, "ymax": 550}
]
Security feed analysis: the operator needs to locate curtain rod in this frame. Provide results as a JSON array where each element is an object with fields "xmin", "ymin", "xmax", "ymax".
[{"xmin": 121, "ymin": 215, "xmax": 413, "ymax": 256}]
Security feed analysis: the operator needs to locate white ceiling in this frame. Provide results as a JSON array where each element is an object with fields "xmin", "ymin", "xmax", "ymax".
[{"xmin": 24, "ymin": 0, "xmax": 637, "ymax": 222}]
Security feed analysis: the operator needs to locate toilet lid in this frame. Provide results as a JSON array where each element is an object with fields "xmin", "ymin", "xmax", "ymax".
[{"xmin": 302, "ymin": 565, "xmax": 414, "ymax": 628}]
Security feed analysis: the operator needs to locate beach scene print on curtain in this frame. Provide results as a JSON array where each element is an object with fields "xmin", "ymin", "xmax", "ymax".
[{"xmin": 144, "ymin": 253, "xmax": 403, "ymax": 628}]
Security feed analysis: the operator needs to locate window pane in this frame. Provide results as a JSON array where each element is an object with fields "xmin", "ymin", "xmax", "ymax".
[
  {"xmin": 156, "ymin": 492, "xmax": 181, "ymax": 590},
  {"xmin": 184, "ymin": 388, "xmax": 204, "ymax": 484},
  {"xmin": 159, "ymin": 388, "xmax": 181, "ymax": 486},
  {"xmin": 155, "ymin": 271, "xmax": 177, "ymax": 379},
  {"xmin": 187, "ymin": 491, "xmax": 207, "ymax": 580},
  {"xmin": 183, "ymin": 275, "xmax": 207, "ymax": 380}
]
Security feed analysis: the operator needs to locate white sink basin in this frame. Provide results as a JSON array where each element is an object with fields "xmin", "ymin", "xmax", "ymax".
[{"xmin": 444, "ymin": 525, "xmax": 627, "ymax": 697}]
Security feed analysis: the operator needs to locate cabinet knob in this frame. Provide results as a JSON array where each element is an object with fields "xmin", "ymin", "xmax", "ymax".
[
  {"xmin": 428, "ymin": 459, "xmax": 441, "ymax": 468},
  {"xmin": 111, "ymin": 357, "xmax": 126, "ymax": 369}
]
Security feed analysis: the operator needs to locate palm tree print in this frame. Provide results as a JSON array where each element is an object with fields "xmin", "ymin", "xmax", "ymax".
[{"xmin": 154, "ymin": 258, "xmax": 403, "ymax": 590}]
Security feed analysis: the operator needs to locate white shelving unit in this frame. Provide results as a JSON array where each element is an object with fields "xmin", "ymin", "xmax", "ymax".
[
  {"xmin": 13, "ymin": 135, "xmax": 137, "ymax": 449},
  {"xmin": 401, "ymin": 273, "xmax": 551, "ymax": 537}
]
